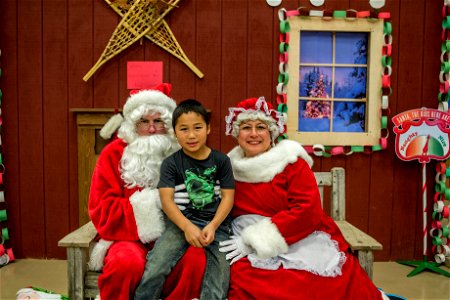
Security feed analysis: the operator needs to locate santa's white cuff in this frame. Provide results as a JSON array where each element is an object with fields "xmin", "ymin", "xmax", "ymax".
[
  {"xmin": 130, "ymin": 188, "xmax": 165, "ymax": 243},
  {"xmin": 241, "ymin": 218, "xmax": 288, "ymax": 259},
  {"xmin": 88, "ymin": 239, "xmax": 113, "ymax": 271}
]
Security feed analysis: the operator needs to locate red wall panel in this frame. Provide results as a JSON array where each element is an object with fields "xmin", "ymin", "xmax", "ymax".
[{"xmin": 0, "ymin": 0, "xmax": 444, "ymax": 261}]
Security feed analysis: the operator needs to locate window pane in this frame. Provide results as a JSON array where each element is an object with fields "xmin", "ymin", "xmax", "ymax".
[
  {"xmin": 334, "ymin": 67, "xmax": 367, "ymax": 99},
  {"xmin": 300, "ymin": 31, "xmax": 332, "ymax": 64},
  {"xmin": 332, "ymin": 101, "xmax": 366, "ymax": 132},
  {"xmin": 335, "ymin": 32, "xmax": 368, "ymax": 64},
  {"xmin": 299, "ymin": 67, "xmax": 332, "ymax": 98},
  {"xmin": 299, "ymin": 100, "xmax": 331, "ymax": 132}
]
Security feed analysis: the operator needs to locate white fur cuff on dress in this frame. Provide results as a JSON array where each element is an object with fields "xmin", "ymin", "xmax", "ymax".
[
  {"xmin": 241, "ymin": 218, "xmax": 288, "ymax": 259},
  {"xmin": 130, "ymin": 188, "xmax": 165, "ymax": 244}
]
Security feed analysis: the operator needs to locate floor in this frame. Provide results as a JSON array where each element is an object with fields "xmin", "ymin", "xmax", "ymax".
[{"xmin": 0, "ymin": 260, "xmax": 449, "ymax": 300}]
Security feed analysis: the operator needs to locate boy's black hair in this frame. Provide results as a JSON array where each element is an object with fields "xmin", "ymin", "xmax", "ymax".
[{"xmin": 172, "ymin": 99, "xmax": 210, "ymax": 128}]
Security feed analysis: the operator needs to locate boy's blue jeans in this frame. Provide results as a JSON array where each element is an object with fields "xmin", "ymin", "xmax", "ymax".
[{"xmin": 134, "ymin": 217, "xmax": 231, "ymax": 300}]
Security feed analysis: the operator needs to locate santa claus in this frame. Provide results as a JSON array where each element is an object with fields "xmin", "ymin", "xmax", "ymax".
[{"xmin": 88, "ymin": 83, "xmax": 205, "ymax": 300}]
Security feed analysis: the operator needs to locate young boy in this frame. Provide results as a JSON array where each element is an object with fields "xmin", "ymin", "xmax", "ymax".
[{"xmin": 134, "ymin": 99, "xmax": 235, "ymax": 300}]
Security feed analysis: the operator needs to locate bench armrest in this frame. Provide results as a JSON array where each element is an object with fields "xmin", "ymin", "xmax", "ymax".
[
  {"xmin": 58, "ymin": 221, "xmax": 97, "ymax": 248},
  {"xmin": 335, "ymin": 220, "xmax": 383, "ymax": 251},
  {"xmin": 58, "ymin": 221, "xmax": 97, "ymax": 300}
]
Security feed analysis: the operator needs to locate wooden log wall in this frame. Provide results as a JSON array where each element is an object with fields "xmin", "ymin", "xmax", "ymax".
[{"xmin": 0, "ymin": 0, "xmax": 444, "ymax": 260}]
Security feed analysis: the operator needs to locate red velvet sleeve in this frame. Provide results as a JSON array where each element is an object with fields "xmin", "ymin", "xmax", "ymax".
[
  {"xmin": 270, "ymin": 158, "xmax": 323, "ymax": 245},
  {"xmin": 88, "ymin": 139, "xmax": 140, "ymax": 241}
]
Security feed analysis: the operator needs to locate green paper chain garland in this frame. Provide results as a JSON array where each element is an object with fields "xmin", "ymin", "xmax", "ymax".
[
  {"xmin": 430, "ymin": 1, "xmax": 450, "ymax": 265},
  {"xmin": 0, "ymin": 48, "xmax": 15, "ymax": 268},
  {"xmin": 276, "ymin": 7, "xmax": 392, "ymax": 156}
]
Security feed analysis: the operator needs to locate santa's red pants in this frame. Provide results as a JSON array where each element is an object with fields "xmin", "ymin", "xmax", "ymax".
[{"xmin": 99, "ymin": 241, "xmax": 206, "ymax": 300}]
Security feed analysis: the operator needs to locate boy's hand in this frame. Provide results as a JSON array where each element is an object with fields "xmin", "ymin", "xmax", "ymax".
[
  {"xmin": 201, "ymin": 223, "xmax": 216, "ymax": 246},
  {"xmin": 183, "ymin": 222, "xmax": 207, "ymax": 247}
]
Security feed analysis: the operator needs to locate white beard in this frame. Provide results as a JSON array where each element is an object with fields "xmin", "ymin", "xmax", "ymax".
[{"xmin": 120, "ymin": 134, "xmax": 180, "ymax": 189}]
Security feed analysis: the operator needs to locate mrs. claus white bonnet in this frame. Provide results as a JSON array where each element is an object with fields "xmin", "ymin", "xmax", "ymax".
[
  {"xmin": 99, "ymin": 83, "xmax": 177, "ymax": 143},
  {"xmin": 225, "ymin": 96, "xmax": 286, "ymax": 143}
]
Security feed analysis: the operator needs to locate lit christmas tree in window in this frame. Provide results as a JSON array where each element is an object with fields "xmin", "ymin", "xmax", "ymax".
[{"xmin": 303, "ymin": 68, "xmax": 330, "ymax": 119}]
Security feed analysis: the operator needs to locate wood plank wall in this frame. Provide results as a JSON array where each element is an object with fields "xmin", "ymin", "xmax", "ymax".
[{"xmin": 0, "ymin": 0, "xmax": 443, "ymax": 260}]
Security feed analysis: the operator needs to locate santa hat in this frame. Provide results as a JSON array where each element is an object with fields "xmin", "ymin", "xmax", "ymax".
[
  {"xmin": 225, "ymin": 96, "xmax": 286, "ymax": 140},
  {"xmin": 99, "ymin": 83, "xmax": 176, "ymax": 139}
]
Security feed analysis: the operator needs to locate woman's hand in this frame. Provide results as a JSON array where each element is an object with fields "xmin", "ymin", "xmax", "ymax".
[{"xmin": 219, "ymin": 236, "xmax": 253, "ymax": 265}]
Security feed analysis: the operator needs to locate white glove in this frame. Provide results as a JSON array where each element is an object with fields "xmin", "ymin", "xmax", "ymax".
[
  {"xmin": 174, "ymin": 181, "xmax": 221, "ymax": 211},
  {"xmin": 174, "ymin": 184, "xmax": 189, "ymax": 211},
  {"xmin": 219, "ymin": 236, "xmax": 253, "ymax": 265}
]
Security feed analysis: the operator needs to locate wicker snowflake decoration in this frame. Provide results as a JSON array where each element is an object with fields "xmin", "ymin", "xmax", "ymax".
[{"xmin": 83, "ymin": 0, "xmax": 203, "ymax": 81}]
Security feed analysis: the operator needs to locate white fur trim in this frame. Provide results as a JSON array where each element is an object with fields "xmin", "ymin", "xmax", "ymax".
[
  {"xmin": 129, "ymin": 188, "xmax": 165, "ymax": 244},
  {"xmin": 123, "ymin": 90, "xmax": 176, "ymax": 120},
  {"xmin": 88, "ymin": 239, "xmax": 113, "ymax": 271},
  {"xmin": 228, "ymin": 139, "xmax": 313, "ymax": 183},
  {"xmin": 380, "ymin": 290, "xmax": 390, "ymax": 300},
  {"xmin": 100, "ymin": 113, "xmax": 124, "ymax": 139},
  {"xmin": 241, "ymin": 218, "xmax": 288, "ymax": 259}
]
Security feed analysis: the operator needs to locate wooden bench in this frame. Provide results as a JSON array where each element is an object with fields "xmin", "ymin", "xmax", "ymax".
[
  {"xmin": 314, "ymin": 167, "xmax": 383, "ymax": 279},
  {"xmin": 58, "ymin": 167, "xmax": 382, "ymax": 300}
]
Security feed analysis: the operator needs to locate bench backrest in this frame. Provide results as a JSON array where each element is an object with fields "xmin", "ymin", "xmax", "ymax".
[{"xmin": 314, "ymin": 167, "xmax": 345, "ymax": 221}]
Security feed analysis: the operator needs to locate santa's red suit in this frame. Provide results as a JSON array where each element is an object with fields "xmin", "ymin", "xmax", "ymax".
[
  {"xmin": 88, "ymin": 138, "xmax": 205, "ymax": 300},
  {"xmin": 226, "ymin": 139, "xmax": 383, "ymax": 300}
]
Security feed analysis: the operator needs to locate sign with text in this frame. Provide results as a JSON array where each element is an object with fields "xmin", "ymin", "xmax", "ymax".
[
  {"xmin": 392, "ymin": 108, "xmax": 450, "ymax": 163},
  {"xmin": 127, "ymin": 61, "xmax": 163, "ymax": 90}
]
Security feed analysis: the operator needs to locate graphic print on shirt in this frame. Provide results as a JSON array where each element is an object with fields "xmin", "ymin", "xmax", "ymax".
[{"xmin": 185, "ymin": 166, "xmax": 216, "ymax": 209}]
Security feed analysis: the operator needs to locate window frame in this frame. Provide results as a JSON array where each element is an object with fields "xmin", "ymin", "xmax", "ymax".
[{"xmin": 284, "ymin": 16, "xmax": 385, "ymax": 148}]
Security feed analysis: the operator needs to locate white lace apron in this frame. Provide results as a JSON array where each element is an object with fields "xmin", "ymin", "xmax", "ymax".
[{"xmin": 232, "ymin": 214, "xmax": 346, "ymax": 277}]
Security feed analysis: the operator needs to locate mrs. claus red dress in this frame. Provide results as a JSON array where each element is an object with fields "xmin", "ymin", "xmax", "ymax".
[{"xmin": 226, "ymin": 139, "xmax": 383, "ymax": 300}]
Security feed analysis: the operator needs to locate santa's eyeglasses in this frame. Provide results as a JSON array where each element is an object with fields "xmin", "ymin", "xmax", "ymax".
[{"xmin": 136, "ymin": 118, "xmax": 165, "ymax": 130}]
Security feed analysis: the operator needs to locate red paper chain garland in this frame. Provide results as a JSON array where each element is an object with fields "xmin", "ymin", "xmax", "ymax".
[
  {"xmin": 433, "ymin": 162, "xmax": 450, "ymax": 263},
  {"xmin": 431, "ymin": 1, "xmax": 450, "ymax": 264},
  {"xmin": 0, "ymin": 48, "xmax": 15, "ymax": 267},
  {"xmin": 277, "ymin": 7, "xmax": 392, "ymax": 156}
]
